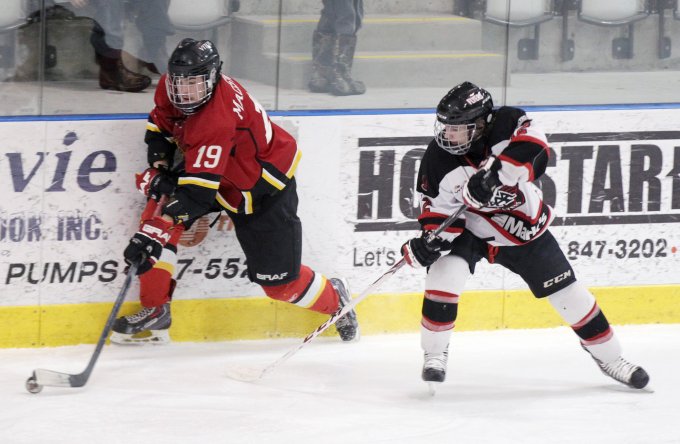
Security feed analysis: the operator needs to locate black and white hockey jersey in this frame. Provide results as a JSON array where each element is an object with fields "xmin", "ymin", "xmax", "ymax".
[{"xmin": 416, "ymin": 106, "xmax": 552, "ymax": 247}]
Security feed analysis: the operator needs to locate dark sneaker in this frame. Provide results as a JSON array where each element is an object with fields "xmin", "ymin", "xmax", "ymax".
[
  {"xmin": 330, "ymin": 278, "xmax": 360, "ymax": 342},
  {"xmin": 594, "ymin": 356, "xmax": 649, "ymax": 389},
  {"xmin": 422, "ymin": 349, "xmax": 448, "ymax": 383},
  {"xmin": 110, "ymin": 303, "xmax": 171, "ymax": 345}
]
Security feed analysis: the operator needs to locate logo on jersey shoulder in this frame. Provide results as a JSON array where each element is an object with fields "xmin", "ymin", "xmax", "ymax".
[
  {"xmin": 487, "ymin": 186, "xmax": 525, "ymax": 210},
  {"xmin": 225, "ymin": 77, "xmax": 245, "ymax": 120},
  {"xmin": 513, "ymin": 119, "xmax": 532, "ymax": 138},
  {"xmin": 543, "ymin": 270, "xmax": 573, "ymax": 288}
]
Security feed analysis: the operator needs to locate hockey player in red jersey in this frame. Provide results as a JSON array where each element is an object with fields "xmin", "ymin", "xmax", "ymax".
[
  {"xmin": 111, "ymin": 38, "xmax": 359, "ymax": 344},
  {"xmin": 400, "ymin": 82, "xmax": 648, "ymax": 390}
]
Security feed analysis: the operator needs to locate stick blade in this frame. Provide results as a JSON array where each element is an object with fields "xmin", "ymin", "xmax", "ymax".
[
  {"xmin": 33, "ymin": 368, "xmax": 88, "ymax": 388},
  {"xmin": 33, "ymin": 368, "xmax": 75, "ymax": 387},
  {"xmin": 224, "ymin": 365, "xmax": 266, "ymax": 383}
]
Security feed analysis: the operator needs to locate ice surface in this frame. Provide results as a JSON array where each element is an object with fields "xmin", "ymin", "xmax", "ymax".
[{"xmin": 1, "ymin": 324, "xmax": 678, "ymax": 444}]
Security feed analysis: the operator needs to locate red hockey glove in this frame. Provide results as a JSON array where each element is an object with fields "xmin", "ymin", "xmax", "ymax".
[
  {"xmin": 123, "ymin": 217, "xmax": 174, "ymax": 274},
  {"xmin": 463, "ymin": 156, "xmax": 502, "ymax": 209},
  {"xmin": 401, "ymin": 231, "xmax": 446, "ymax": 268},
  {"xmin": 135, "ymin": 167, "xmax": 176, "ymax": 201}
]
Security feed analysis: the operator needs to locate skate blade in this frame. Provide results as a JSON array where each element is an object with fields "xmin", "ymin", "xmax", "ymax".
[
  {"xmin": 629, "ymin": 383, "xmax": 654, "ymax": 393},
  {"xmin": 640, "ymin": 385, "xmax": 655, "ymax": 393},
  {"xmin": 110, "ymin": 330, "xmax": 170, "ymax": 345},
  {"xmin": 426, "ymin": 381, "xmax": 441, "ymax": 396}
]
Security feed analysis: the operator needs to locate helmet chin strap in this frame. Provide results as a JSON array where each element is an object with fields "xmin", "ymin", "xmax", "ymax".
[
  {"xmin": 473, "ymin": 117, "xmax": 487, "ymax": 140},
  {"xmin": 464, "ymin": 119, "xmax": 490, "ymax": 159}
]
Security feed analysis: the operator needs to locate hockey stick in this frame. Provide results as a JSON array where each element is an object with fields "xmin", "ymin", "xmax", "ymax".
[
  {"xmin": 227, "ymin": 205, "xmax": 468, "ymax": 382},
  {"xmin": 25, "ymin": 261, "xmax": 139, "ymax": 393},
  {"xmin": 25, "ymin": 196, "xmax": 168, "ymax": 393}
]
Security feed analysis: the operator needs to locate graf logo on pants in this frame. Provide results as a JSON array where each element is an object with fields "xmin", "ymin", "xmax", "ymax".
[
  {"xmin": 256, "ymin": 272, "xmax": 289, "ymax": 281},
  {"xmin": 543, "ymin": 270, "xmax": 572, "ymax": 288}
]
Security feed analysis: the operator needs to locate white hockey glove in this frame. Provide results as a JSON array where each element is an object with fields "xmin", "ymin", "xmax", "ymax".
[{"xmin": 463, "ymin": 156, "xmax": 502, "ymax": 209}]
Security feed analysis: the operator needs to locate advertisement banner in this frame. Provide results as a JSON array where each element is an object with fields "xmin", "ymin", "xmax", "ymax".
[
  {"xmin": 335, "ymin": 110, "xmax": 680, "ymax": 294},
  {"xmin": 2, "ymin": 109, "xmax": 680, "ymax": 307},
  {"xmin": 1, "ymin": 121, "xmax": 147, "ymax": 306}
]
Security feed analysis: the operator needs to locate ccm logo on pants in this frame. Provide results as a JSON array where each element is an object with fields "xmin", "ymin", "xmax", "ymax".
[{"xmin": 543, "ymin": 270, "xmax": 572, "ymax": 288}]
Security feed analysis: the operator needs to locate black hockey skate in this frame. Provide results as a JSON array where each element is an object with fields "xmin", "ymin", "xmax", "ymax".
[
  {"xmin": 110, "ymin": 303, "xmax": 171, "ymax": 345},
  {"xmin": 330, "ymin": 278, "xmax": 360, "ymax": 342},
  {"xmin": 593, "ymin": 356, "xmax": 649, "ymax": 389}
]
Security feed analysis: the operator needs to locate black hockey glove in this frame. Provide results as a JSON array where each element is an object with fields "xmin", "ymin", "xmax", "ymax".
[
  {"xmin": 123, "ymin": 217, "xmax": 174, "ymax": 275},
  {"xmin": 401, "ymin": 232, "xmax": 446, "ymax": 268},
  {"xmin": 135, "ymin": 167, "xmax": 177, "ymax": 201},
  {"xmin": 463, "ymin": 156, "xmax": 502, "ymax": 209}
]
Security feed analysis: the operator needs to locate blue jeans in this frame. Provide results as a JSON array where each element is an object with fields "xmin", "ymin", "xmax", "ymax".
[{"xmin": 316, "ymin": 0, "xmax": 363, "ymax": 35}]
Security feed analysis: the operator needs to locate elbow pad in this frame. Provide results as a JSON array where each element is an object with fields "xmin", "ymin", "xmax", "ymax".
[
  {"xmin": 146, "ymin": 134, "xmax": 176, "ymax": 167},
  {"xmin": 162, "ymin": 190, "xmax": 214, "ymax": 225}
]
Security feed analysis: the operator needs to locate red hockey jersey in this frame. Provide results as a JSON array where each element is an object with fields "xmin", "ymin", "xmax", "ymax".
[{"xmin": 147, "ymin": 74, "xmax": 301, "ymax": 215}]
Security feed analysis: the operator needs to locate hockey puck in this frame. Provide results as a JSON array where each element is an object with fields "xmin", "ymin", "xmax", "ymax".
[{"xmin": 25, "ymin": 376, "xmax": 43, "ymax": 394}]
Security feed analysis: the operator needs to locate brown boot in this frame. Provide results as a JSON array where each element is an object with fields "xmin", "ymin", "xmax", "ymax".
[
  {"xmin": 97, "ymin": 53, "xmax": 151, "ymax": 93},
  {"xmin": 308, "ymin": 31, "xmax": 334, "ymax": 93},
  {"xmin": 329, "ymin": 34, "xmax": 365, "ymax": 96},
  {"xmin": 122, "ymin": 50, "xmax": 161, "ymax": 75}
]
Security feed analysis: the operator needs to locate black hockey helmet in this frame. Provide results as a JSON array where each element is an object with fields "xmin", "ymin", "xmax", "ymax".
[
  {"xmin": 434, "ymin": 81, "xmax": 493, "ymax": 155},
  {"xmin": 166, "ymin": 38, "xmax": 222, "ymax": 114}
]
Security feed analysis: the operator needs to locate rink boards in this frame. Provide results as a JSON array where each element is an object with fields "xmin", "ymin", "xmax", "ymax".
[{"xmin": 1, "ymin": 108, "xmax": 680, "ymax": 347}]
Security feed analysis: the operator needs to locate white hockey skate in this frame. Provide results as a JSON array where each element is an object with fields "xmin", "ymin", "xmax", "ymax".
[
  {"xmin": 593, "ymin": 355, "xmax": 649, "ymax": 389},
  {"xmin": 422, "ymin": 349, "xmax": 448, "ymax": 395},
  {"xmin": 110, "ymin": 303, "xmax": 171, "ymax": 345}
]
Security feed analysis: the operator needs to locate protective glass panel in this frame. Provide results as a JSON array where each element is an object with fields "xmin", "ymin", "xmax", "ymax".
[{"xmin": 0, "ymin": 0, "xmax": 679, "ymax": 116}]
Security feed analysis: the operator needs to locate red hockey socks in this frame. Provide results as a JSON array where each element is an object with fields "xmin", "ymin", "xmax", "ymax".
[{"xmin": 261, "ymin": 265, "xmax": 339, "ymax": 314}]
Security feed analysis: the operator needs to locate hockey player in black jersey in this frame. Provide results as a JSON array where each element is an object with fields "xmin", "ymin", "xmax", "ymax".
[{"xmin": 400, "ymin": 81, "xmax": 649, "ymax": 390}]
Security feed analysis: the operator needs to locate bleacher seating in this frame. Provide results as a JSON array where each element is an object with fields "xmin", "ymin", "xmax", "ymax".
[
  {"xmin": 577, "ymin": 0, "xmax": 650, "ymax": 59},
  {"xmin": 0, "ymin": 1, "xmax": 26, "ymax": 32},
  {"xmin": 578, "ymin": 0, "xmax": 649, "ymax": 26},
  {"xmin": 484, "ymin": 0, "xmax": 554, "ymax": 26},
  {"xmin": 483, "ymin": 0, "xmax": 555, "ymax": 60},
  {"xmin": 167, "ymin": 0, "xmax": 235, "ymax": 31}
]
